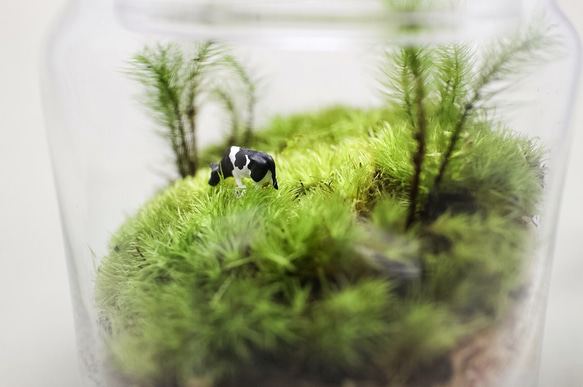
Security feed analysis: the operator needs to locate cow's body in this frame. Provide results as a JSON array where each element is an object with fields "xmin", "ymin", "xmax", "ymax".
[{"xmin": 209, "ymin": 146, "xmax": 278, "ymax": 190}]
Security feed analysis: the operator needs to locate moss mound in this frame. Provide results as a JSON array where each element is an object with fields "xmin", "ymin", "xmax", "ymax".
[{"xmin": 95, "ymin": 105, "xmax": 544, "ymax": 386}]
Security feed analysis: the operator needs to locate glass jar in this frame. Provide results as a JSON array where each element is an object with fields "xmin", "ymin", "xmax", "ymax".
[{"xmin": 42, "ymin": 0, "xmax": 580, "ymax": 386}]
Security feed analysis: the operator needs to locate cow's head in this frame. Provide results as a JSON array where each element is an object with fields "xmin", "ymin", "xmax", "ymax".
[{"xmin": 208, "ymin": 163, "xmax": 221, "ymax": 186}]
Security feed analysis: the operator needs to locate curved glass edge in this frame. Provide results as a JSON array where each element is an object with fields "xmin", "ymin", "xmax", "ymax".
[{"xmin": 114, "ymin": 0, "xmax": 523, "ymax": 44}]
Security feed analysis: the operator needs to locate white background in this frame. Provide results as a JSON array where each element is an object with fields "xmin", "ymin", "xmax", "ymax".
[{"xmin": 0, "ymin": 1, "xmax": 582, "ymax": 386}]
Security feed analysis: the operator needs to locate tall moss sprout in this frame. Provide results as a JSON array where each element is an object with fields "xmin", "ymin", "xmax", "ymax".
[
  {"xmin": 129, "ymin": 42, "xmax": 257, "ymax": 178},
  {"xmin": 98, "ymin": 24, "xmax": 554, "ymax": 387}
]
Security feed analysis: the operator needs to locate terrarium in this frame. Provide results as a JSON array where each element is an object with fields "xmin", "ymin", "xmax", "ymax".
[{"xmin": 42, "ymin": 0, "xmax": 580, "ymax": 386}]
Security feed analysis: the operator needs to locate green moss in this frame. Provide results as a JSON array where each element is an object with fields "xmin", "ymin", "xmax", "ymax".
[
  {"xmin": 99, "ymin": 26, "xmax": 553, "ymax": 385},
  {"xmin": 371, "ymin": 119, "xmax": 545, "ymax": 219},
  {"xmin": 95, "ymin": 103, "xmax": 544, "ymax": 386}
]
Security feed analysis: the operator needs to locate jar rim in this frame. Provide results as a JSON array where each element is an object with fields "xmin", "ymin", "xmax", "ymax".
[{"xmin": 114, "ymin": 0, "xmax": 524, "ymax": 43}]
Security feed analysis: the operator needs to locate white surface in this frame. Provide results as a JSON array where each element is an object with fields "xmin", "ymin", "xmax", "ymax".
[
  {"xmin": 0, "ymin": 1, "xmax": 79, "ymax": 386},
  {"xmin": 0, "ymin": 1, "xmax": 581, "ymax": 386}
]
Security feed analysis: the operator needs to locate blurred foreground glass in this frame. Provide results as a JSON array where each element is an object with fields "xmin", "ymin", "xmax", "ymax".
[{"xmin": 42, "ymin": 0, "xmax": 580, "ymax": 386}]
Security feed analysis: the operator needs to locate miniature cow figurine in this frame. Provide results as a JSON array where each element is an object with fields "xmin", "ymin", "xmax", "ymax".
[{"xmin": 209, "ymin": 146, "xmax": 279, "ymax": 190}]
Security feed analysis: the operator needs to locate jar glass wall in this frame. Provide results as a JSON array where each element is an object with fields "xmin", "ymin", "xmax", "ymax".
[{"xmin": 43, "ymin": 0, "xmax": 580, "ymax": 386}]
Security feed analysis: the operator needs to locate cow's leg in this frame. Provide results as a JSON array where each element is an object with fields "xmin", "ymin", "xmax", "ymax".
[{"xmin": 233, "ymin": 172, "xmax": 246, "ymax": 189}]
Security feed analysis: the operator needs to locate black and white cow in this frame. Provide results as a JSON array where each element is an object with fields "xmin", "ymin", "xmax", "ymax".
[{"xmin": 209, "ymin": 146, "xmax": 278, "ymax": 190}]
